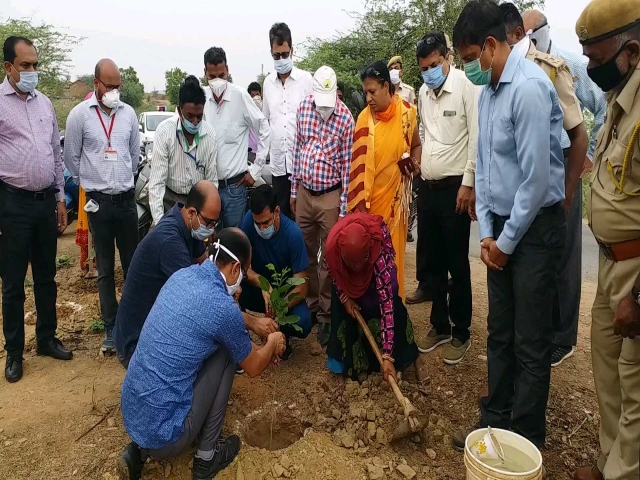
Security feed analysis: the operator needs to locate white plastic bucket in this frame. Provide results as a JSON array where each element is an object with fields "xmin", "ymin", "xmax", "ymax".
[{"xmin": 464, "ymin": 428, "xmax": 543, "ymax": 480}]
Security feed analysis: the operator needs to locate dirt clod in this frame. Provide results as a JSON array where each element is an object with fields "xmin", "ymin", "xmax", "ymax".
[
  {"xmin": 426, "ymin": 448, "xmax": 437, "ymax": 460},
  {"xmin": 396, "ymin": 464, "xmax": 416, "ymax": 479},
  {"xmin": 367, "ymin": 463, "xmax": 385, "ymax": 480},
  {"xmin": 272, "ymin": 463, "xmax": 285, "ymax": 478},
  {"xmin": 309, "ymin": 342, "xmax": 324, "ymax": 357}
]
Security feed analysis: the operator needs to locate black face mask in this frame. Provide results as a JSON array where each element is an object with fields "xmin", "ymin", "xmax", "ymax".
[{"xmin": 587, "ymin": 43, "xmax": 630, "ymax": 92}]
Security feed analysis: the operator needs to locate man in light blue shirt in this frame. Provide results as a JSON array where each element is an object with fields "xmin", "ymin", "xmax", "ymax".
[
  {"xmin": 64, "ymin": 59, "xmax": 140, "ymax": 357},
  {"xmin": 452, "ymin": 0, "xmax": 566, "ymax": 449}
]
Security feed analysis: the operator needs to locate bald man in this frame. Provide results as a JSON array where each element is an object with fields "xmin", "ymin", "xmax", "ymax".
[
  {"xmin": 64, "ymin": 58, "xmax": 141, "ymax": 357},
  {"xmin": 114, "ymin": 181, "xmax": 221, "ymax": 368}
]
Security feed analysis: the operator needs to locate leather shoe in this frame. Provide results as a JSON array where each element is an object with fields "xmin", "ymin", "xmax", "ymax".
[
  {"xmin": 574, "ymin": 466, "xmax": 604, "ymax": 480},
  {"xmin": 36, "ymin": 338, "xmax": 73, "ymax": 361},
  {"xmin": 406, "ymin": 287, "xmax": 431, "ymax": 305},
  {"xmin": 317, "ymin": 323, "xmax": 331, "ymax": 347},
  {"xmin": 5, "ymin": 355, "xmax": 23, "ymax": 383},
  {"xmin": 118, "ymin": 442, "xmax": 145, "ymax": 480}
]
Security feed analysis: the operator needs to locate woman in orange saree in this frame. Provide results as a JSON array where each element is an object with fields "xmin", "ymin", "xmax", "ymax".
[{"xmin": 347, "ymin": 61, "xmax": 421, "ymax": 300}]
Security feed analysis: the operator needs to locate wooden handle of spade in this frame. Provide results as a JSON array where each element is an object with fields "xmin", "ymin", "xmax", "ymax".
[{"xmin": 353, "ymin": 309, "xmax": 411, "ymax": 412}]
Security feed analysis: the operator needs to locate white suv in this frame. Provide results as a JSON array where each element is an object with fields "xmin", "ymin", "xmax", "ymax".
[{"xmin": 138, "ymin": 110, "xmax": 175, "ymax": 148}]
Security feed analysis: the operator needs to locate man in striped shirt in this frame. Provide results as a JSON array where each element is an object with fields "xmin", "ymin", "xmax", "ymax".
[
  {"xmin": 290, "ymin": 66, "xmax": 355, "ymax": 346},
  {"xmin": 64, "ymin": 58, "xmax": 140, "ymax": 357},
  {"xmin": 149, "ymin": 75, "xmax": 218, "ymax": 225},
  {"xmin": 1, "ymin": 36, "xmax": 73, "ymax": 383}
]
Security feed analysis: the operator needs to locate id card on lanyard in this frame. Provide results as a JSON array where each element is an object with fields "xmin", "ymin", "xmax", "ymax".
[
  {"xmin": 176, "ymin": 130, "xmax": 202, "ymax": 172},
  {"xmin": 96, "ymin": 109, "xmax": 117, "ymax": 162}
]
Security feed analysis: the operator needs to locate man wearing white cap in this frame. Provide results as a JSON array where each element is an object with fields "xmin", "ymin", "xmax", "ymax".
[{"xmin": 290, "ymin": 66, "xmax": 355, "ymax": 347}]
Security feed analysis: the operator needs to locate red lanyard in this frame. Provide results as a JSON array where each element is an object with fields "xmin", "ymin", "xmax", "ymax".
[{"xmin": 95, "ymin": 108, "xmax": 116, "ymax": 148}]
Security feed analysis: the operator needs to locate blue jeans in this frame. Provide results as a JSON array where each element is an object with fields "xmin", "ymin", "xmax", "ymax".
[
  {"xmin": 219, "ymin": 184, "xmax": 247, "ymax": 228},
  {"xmin": 239, "ymin": 282, "xmax": 312, "ymax": 339}
]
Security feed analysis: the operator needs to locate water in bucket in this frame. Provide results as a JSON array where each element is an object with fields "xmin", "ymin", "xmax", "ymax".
[{"xmin": 482, "ymin": 443, "xmax": 538, "ymax": 473}]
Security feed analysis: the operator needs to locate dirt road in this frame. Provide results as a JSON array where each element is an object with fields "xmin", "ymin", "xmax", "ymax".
[{"xmin": 0, "ymin": 227, "xmax": 600, "ymax": 480}]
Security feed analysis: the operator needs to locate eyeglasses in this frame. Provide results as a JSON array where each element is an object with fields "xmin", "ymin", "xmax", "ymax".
[
  {"xmin": 417, "ymin": 35, "xmax": 445, "ymax": 49},
  {"xmin": 97, "ymin": 79, "xmax": 122, "ymax": 92},
  {"xmin": 197, "ymin": 210, "xmax": 221, "ymax": 229},
  {"xmin": 272, "ymin": 51, "xmax": 291, "ymax": 60}
]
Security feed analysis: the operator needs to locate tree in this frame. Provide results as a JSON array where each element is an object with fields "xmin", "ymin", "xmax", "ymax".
[
  {"xmin": 119, "ymin": 66, "xmax": 145, "ymax": 109},
  {"xmin": 297, "ymin": 0, "xmax": 544, "ymax": 112},
  {"xmin": 0, "ymin": 18, "xmax": 83, "ymax": 97},
  {"xmin": 164, "ymin": 67, "xmax": 187, "ymax": 105}
]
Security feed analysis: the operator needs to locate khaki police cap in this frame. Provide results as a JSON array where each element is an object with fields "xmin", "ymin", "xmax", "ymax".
[
  {"xmin": 576, "ymin": 0, "xmax": 640, "ymax": 45},
  {"xmin": 388, "ymin": 56, "xmax": 402, "ymax": 68}
]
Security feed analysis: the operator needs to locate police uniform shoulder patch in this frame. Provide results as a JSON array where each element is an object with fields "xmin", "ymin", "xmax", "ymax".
[{"xmin": 534, "ymin": 51, "xmax": 566, "ymax": 70}]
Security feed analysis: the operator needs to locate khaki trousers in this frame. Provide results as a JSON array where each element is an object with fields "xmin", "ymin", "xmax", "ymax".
[
  {"xmin": 592, "ymin": 251, "xmax": 640, "ymax": 480},
  {"xmin": 295, "ymin": 186, "xmax": 340, "ymax": 325}
]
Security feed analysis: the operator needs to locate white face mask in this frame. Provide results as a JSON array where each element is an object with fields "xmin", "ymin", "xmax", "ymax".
[
  {"xmin": 389, "ymin": 69, "xmax": 401, "ymax": 85},
  {"xmin": 101, "ymin": 89, "xmax": 120, "ymax": 109},
  {"xmin": 208, "ymin": 78, "xmax": 228, "ymax": 98},
  {"xmin": 252, "ymin": 95, "xmax": 263, "ymax": 109},
  {"xmin": 211, "ymin": 241, "xmax": 243, "ymax": 296},
  {"xmin": 317, "ymin": 106, "xmax": 334, "ymax": 121}
]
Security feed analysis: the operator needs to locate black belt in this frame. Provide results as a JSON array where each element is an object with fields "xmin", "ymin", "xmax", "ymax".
[
  {"xmin": 305, "ymin": 182, "xmax": 342, "ymax": 197},
  {"xmin": 424, "ymin": 175, "xmax": 463, "ymax": 191},
  {"xmin": 497, "ymin": 202, "xmax": 562, "ymax": 221},
  {"xmin": 0, "ymin": 181, "xmax": 58, "ymax": 200},
  {"xmin": 86, "ymin": 189, "xmax": 135, "ymax": 203},
  {"xmin": 219, "ymin": 172, "xmax": 247, "ymax": 189}
]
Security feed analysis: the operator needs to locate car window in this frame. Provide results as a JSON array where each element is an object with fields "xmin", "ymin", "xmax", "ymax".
[{"xmin": 145, "ymin": 114, "xmax": 173, "ymax": 131}]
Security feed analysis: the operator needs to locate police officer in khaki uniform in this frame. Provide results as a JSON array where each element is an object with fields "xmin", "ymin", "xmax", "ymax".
[
  {"xmin": 574, "ymin": 1, "xmax": 640, "ymax": 479},
  {"xmin": 387, "ymin": 56, "xmax": 416, "ymax": 105}
]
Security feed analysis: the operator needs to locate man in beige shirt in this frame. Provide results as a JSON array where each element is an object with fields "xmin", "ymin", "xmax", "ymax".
[{"xmin": 409, "ymin": 31, "xmax": 478, "ymax": 366}]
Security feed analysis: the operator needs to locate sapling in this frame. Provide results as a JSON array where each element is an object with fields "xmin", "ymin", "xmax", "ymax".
[{"xmin": 258, "ymin": 264, "xmax": 306, "ymax": 333}]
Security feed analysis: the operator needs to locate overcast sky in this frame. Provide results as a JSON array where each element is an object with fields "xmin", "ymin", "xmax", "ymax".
[{"xmin": 5, "ymin": 0, "xmax": 591, "ymax": 91}]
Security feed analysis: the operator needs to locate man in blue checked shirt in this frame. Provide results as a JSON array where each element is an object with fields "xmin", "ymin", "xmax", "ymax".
[
  {"xmin": 452, "ymin": 0, "xmax": 566, "ymax": 450},
  {"xmin": 290, "ymin": 66, "xmax": 355, "ymax": 347}
]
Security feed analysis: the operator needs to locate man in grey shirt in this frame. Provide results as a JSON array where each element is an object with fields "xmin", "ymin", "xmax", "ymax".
[{"xmin": 64, "ymin": 58, "xmax": 140, "ymax": 356}]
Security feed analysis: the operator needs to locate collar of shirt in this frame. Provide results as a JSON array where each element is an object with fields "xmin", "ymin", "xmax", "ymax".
[
  {"xmin": 0, "ymin": 76, "xmax": 38, "ymax": 99},
  {"xmin": 176, "ymin": 119, "xmax": 207, "ymax": 152},
  {"xmin": 615, "ymin": 64, "xmax": 640, "ymax": 115},
  {"xmin": 427, "ymin": 70, "xmax": 454, "ymax": 100},
  {"xmin": 269, "ymin": 66, "xmax": 301, "ymax": 85},
  {"xmin": 489, "ymin": 50, "xmax": 522, "ymax": 93}
]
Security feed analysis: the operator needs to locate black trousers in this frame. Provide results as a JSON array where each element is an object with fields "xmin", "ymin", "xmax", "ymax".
[
  {"xmin": 272, "ymin": 174, "xmax": 293, "ymax": 219},
  {"xmin": 0, "ymin": 189, "xmax": 58, "ymax": 355},
  {"xmin": 415, "ymin": 178, "xmax": 428, "ymax": 287},
  {"xmin": 86, "ymin": 194, "xmax": 138, "ymax": 331},
  {"xmin": 420, "ymin": 180, "xmax": 472, "ymax": 342},
  {"xmin": 481, "ymin": 207, "xmax": 566, "ymax": 447}
]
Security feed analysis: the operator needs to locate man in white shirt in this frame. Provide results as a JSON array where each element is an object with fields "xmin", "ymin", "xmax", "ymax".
[
  {"xmin": 411, "ymin": 32, "xmax": 478, "ymax": 366},
  {"xmin": 262, "ymin": 22, "xmax": 313, "ymax": 219},
  {"xmin": 149, "ymin": 75, "xmax": 218, "ymax": 225},
  {"xmin": 387, "ymin": 55, "xmax": 416, "ymax": 105},
  {"xmin": 203, "ymin": 47, "xmax": 271, "ymax": 228}
]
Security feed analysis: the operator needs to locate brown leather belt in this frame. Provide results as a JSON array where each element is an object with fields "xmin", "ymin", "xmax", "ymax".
[{"xmin": 597, "ymin": 238, "xmax": 640, "ymax": 262}]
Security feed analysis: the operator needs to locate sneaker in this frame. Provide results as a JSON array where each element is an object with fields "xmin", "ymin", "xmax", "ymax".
[
  {"xmin": 101, "ymin": 328, "xmax": 116, "ymax": 356},
  {"xmin": 235, "ymin": 367, "xmax": 245, "ymax": 375},
  {"xmin": 406, "ymin": 287, "xmax": 432, "ymax": 305},
  {"xmin": 551, "ymin": 345, "xmax": 575, "ymax": 368},
  {"xmin": 280, "ymin": 336, "xmax": 293, "ymax": 361},
  {"xmin": 417, "ymin": 329, "xmax": 451, "ymax": 353},
  {"xmin": 443, "ymin": 338, "xmax": 471, "ymax": 365},
  {"xmin": 192, "ymin": 435, "xmax": 241, "ymax": 480},
  {"xmin": 117, "ymin": 442, "xmax": 145, "ymax": 480}
]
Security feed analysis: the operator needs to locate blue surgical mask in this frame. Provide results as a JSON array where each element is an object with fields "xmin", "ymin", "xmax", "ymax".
[
  {"xmin": 274, "ymin": 57, "xmax": 293, "ymax": 75},
  {"xmin": 463, "ymin": 41, "xmax": 494, "ymax": 86},
  {"xmin": 16, "ymin": 71, "xmax": 39, "ymax": 93},
  {"xmin": 422, "ymin": 64, "xmax": 447, "ymax": 89},
  {"xmin": 255, "ymin": 222, "xmax": 275, "ymax": 240},
  {"xmin": 182, "ymin": 117, "xmax": 199, "ymax": 135},
  {"xmin": 191, "ymin": 215, "xmax": 214, "ymax": 241}
]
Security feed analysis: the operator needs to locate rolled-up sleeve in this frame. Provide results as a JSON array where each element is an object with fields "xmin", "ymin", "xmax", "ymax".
[{"xmin": 497, "ymin": 79, "xmax": 553, "ymax": 255}]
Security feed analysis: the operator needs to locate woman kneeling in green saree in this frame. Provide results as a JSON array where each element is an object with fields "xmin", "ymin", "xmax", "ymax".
[{"xmin": 324, "ymin": 212, "xmax": 428, "ymax": 383}]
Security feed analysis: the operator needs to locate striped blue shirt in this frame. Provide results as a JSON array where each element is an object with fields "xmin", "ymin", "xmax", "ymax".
[
  {"xmin": 64, "ymin": 95, "xmax": 140, "ymax": 194},
  {"xmin": 550, "ymin": 44, "xmax": 607, "ymax": 159}
]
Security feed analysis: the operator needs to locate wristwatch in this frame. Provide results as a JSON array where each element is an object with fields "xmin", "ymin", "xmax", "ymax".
[{"xmin": 632, "ymin": 285, "xmax": 640, "ymax": 307}]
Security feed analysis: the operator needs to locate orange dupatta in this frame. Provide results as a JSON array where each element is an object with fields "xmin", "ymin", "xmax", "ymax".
[
  {"xmin": 346, "ymin": 95, "xmax": 417, "ymax": 299},
  {"xmin": 76, "ymin": 186, "xmax": 89, "ymax": 270}
]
